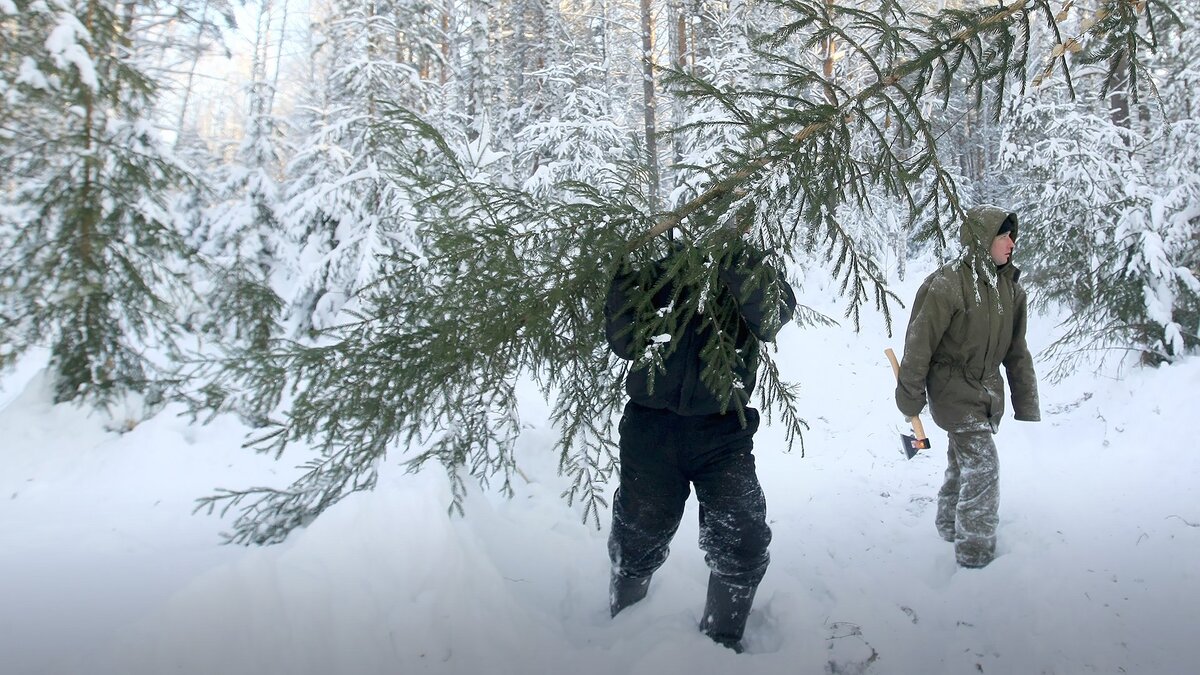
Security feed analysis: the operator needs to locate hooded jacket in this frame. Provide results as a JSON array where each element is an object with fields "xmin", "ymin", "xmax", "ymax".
[
  {"xmin": 605, "ymin": 243, "xmax": 797, "ymax": 417},
  {"xmin": 896, "ymin": 207, "xmax": 1041, "ymax": 432}
]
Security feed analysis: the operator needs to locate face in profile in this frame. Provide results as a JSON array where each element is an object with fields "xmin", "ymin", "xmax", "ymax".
[{"xmin": 990, "ymin": 233, "xmax": 1014, "ymax": 265}]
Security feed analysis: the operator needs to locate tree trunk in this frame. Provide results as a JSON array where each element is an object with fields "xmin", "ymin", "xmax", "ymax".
[
  {"xmin": 1106, "ymin": 51, "xmax": 1131, "ymax": 133},
  {"xmin": 268, "ymin": 0, "xmax": 291, "ymax": 117},
  {"xmin": 441, "ymin": 1, "xmax": 451, "ymax": 85},
  {"xmin": 641, "ymin": 0, "xmax": 660, "ymax": 210},
  {"xmin": 674, "ymin": 0, "xmax": 688, "ymax": 71},
  {"xmin": 821, "ymin": 0, "xmax": 838, "ymax": 105},
  {"xmin": 669, "ymin": 0, "xmax": 687, "ymax": 183},
  {"xmin": 175, "ymin": 0, "xmax": 212, "ymax": 144}
]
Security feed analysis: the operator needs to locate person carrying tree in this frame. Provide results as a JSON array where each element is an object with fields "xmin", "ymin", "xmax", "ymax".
[
  {"xmin": 603, "ymin": 233, "xmax": 797, "ymax": 653},
  {"xmin": 895, "ymin": 206, "xmax": 1041, "ymax": 569}
]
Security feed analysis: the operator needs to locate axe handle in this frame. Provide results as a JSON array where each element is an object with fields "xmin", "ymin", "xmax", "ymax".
[{"xmin": 884, "ymin": 348, "xmax": 928, "ymax": 440}]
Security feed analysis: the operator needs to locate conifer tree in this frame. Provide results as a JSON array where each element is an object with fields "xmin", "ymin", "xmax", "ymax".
[
  {"xmin": 1000, "ymin": 2, "xmax": 1197, "ymax": 374},
  {"xmin": 508, "ymin": 5, "xmax": 638, "ymax": 199},
  {"xmin": 512, "ymin": 62, "xmax": 638, "ymax": 199},
  {"xmin": 276, "ymin": 0, "xmax": 437, "ymax": 335},
  {"xmin": 445, "ymin": 0, "xmax": 498, "ymax": 132},
  {"xmin": 195, "ymin": 2, "xmax": 287, "ymax": 362},
  {"xmin": 0, "ymin": 0, "xmax": 197, "ymax": 404},
  {"xmin": 198, "ymin": 0, "xmax": 1172, "ymax": 544},
  {"xmin": 667, "ymin": 0, "xmax": 762, "ymax": 208},
  {"xmin": 280, "ymin": 58, "xmax": 363, "ymax": 335}
]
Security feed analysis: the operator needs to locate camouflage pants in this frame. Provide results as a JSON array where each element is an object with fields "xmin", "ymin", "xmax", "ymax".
[{"xmin": 935, "ymin": 428, "xmax": 999, "ymax": 568}]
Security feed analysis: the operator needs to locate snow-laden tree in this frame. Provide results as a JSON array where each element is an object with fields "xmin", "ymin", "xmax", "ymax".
[
  {"xmin": 194, "ymin": 1, "xmax": 287, "ymax": 361},
  {"xmin": 664, "ymin": 0, "xmax": 966, "ymax": 280},
  {"xmin": 1001, "ymin": 3, "xmax": 1199, "ymax": 374},
  {"xmin": 443, "ymin": 0, "xmax": 498, "ymax": 133},
  {"xmin": 157, "ymin": 0, "xmax": 240, "ymax": 138},
  {"xmin": 665, "ymin": 0, "xmax": 764, "ymax": 210},
  {"xmin": 505, "ymin": 2, "xmax": 639, "ymax": 200},
  {"xmin": 0, "ymin": 0, "xmax": 197, "ymax": 404},
  {"xmin": 198, "ymin": 0, "xmax": 1173, "ymax": 544},
  {"xmin": 280, "ymin": 74, "xmax": 370, "ymax": 335},
  {"xmin": 274, "ymin": 0, "xmax": 440, "ymax": 335},
  {"xmin": 499, "ymin": 0, "xmax": 558, "ymax": 123},
  {"xmin": 513, "ymin": 65, "xmax": 638, "ymax": 199},
  {"xmin": 199, "ymin": 92, "xmax": 286, "ymax": 350}
]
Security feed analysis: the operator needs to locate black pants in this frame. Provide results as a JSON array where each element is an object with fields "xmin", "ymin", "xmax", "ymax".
[{"xmin": 608, "ymin": 401, "xmax": 771, "ymax": 588}]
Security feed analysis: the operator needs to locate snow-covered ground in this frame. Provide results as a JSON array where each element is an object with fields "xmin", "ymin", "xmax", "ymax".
[{"xmin": 2, "ymin": 267, "xmax": 1197, "ymax": 675}]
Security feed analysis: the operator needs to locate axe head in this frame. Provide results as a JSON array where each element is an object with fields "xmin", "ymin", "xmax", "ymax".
[{"xmin": 900, "ymin": 433, "xmax": 931, "ymax": 460}]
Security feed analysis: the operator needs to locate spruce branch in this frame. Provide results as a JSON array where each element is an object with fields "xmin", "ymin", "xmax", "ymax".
[
  {"xmin": 651, "ymin": 0, "xmax": 1163, "ymax": 246},
  {"xmin": 192, "ymin": 0, "xmax": 1173, "ymax": 544}
]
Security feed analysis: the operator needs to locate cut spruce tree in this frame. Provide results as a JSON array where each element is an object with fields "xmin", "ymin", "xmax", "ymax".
[{"xmin": 193, "ymin": 0, "xmax": 1176, "ymax": 544}]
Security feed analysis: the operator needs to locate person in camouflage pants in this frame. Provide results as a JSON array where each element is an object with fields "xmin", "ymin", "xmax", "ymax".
[{"xmin": 895, "ymin": 206, "xmax": 1041, "ymax": 568}]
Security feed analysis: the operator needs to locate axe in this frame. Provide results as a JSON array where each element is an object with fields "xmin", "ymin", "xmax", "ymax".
[{"xmin": 884, "ymin": 348, "xmax": 931, "ymax": 459}]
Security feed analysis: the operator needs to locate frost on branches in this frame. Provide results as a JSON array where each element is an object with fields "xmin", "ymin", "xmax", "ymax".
[{"xmin": 1002, "ymin": 103, "xmax": 1199, "ymax": 374}]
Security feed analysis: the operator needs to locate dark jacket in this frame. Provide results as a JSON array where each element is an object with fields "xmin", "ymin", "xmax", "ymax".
[
  {"xmin": 605, "ymin": 244, "xmax": 797, "ymax": 416},
  {"xmin": 896, "ymin": 207, "xmax": 1041, "ymax": 432}
]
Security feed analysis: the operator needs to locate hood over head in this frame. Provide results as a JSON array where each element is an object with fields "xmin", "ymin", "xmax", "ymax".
[{"xmin": 960, "ymin": 206, "xmax": 1018, "ymax": 256}]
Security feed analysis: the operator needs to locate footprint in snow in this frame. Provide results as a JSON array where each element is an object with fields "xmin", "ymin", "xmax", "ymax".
[{"xmin": 824, "ymin": 620, "xmax": 879, "ymax": 675}]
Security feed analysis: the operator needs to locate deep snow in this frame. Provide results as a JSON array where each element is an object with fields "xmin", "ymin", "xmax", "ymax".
[{"xmin": 2, "ymin": 267, "xmax": 1198, "ymax": 675}]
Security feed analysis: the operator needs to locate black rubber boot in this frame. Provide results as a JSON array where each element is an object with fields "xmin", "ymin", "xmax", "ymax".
[
  {"xmin": 699, "ymin": 573, "xmax": 757, "ymax": 653},
  {"xmin": 609, "ymin": 572, "xmax": 652, "ymax": 617}
]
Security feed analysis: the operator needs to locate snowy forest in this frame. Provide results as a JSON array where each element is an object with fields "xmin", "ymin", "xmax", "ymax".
[
  {"xmin": 4, "ymin": 0, "xmax": 1197, "ymax": 539},
  {"xmin": 2, "ymin": 1, "xmax": 1199, "ymax": 672}
]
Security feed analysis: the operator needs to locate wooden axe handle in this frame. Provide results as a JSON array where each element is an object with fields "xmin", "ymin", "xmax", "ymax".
[{"xmin": 884, "ymin": 348, "xmax": 928, "ymax": 440}]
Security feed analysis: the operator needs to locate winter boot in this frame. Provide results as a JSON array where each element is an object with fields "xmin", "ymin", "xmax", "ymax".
[
  {"xmin": 610, "ymin": 572, "xmax": 652, "ymax": 617},
  {"xmin": 699, "ymin": 573, "xmax": 758, "ymax": 653},
  {"xmin": 955, "ymin": 540, "xmax": 995, "ymax": 568}
]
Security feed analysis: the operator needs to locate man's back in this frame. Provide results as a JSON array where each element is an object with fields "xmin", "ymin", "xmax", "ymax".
[{"xmin": 604, "ymin": 245, "xmax": 796, "ymax": 416}]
